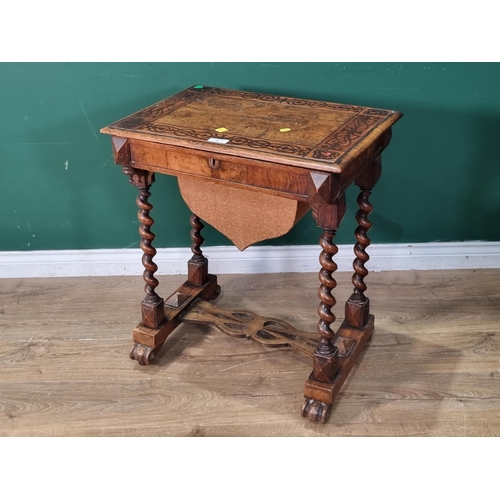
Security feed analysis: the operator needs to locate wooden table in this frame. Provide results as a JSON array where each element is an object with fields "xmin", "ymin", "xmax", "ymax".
[{"xmin": 101, "ymin": 86, "xmax": 402, "ymax": 423}]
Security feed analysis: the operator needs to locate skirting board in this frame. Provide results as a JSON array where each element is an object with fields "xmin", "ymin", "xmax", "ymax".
[{"xmin": 0, "ymin": 241, "xmax": 499, "ymax": 279}]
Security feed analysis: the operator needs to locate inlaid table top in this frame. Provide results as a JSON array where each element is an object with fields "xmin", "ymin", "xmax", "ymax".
[{"xmin": 101, "ymin": 86, "xmax": 402, "ymax": 173}]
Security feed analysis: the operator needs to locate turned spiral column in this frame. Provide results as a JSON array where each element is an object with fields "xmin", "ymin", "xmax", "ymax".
[
  {"xmin": 345, "ymin": 157, "xmax": 382, "ymax": 328},
  {"xmin": 122, "ymin": 166, "xmax": 165, "ymax": 328},
  {"xmin": 351, "ymin": 189, "xmax": 373, "ymax": 302},
  {"xmin": 188, "ymin": 213, "xmax": 208, "ymax": 286},
  {"xmin": 317, "ymin": 229, "xmax": 338, "ymax": 343},
  {"xmin": 190, "ymin": 214, "xmax": 205, "ymax": 262},
  {"xmin": 309, "ymin": 195, "xmax": 346, "ymax": 383},
  {"xmin": 137, "ymin": 187, "xmax": 161, "ymax": 304},
  {"xmin": 313, "ymin": 228, "xmax": 340, "ymax": 381}
]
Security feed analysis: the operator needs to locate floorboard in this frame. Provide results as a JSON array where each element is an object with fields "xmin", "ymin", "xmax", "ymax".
[{"xmin": 1, "ymin": 269, "xmax": 499, "ymax": 436}]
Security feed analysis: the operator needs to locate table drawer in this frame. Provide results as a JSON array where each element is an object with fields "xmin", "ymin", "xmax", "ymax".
[{"xmin": 129, "ymin": 139, "xmax": 311, "ymax": 200}]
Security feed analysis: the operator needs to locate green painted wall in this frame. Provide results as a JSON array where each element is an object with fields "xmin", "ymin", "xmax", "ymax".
[{"xmin": 1, "ymin": 62, "xmax": 499, "ymax": 251}]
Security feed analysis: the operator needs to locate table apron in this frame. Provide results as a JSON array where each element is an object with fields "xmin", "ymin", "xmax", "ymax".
[{"xmin": 128, "ymin": 139, "xmax": 313, "ymax": 201}]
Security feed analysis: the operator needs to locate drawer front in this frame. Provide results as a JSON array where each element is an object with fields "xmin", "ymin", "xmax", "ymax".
[{"xmin": 129, "ymin": 139, "xmax": 311, "ymax": 200}]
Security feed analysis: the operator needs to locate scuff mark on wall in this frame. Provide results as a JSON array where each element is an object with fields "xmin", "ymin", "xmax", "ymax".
[{"xmin": 78, "ymin": 98, "xmax": 98, "ymax": 140}]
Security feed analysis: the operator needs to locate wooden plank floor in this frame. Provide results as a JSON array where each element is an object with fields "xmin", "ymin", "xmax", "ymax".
[{"xmin": 0, "ymin": 269, "xmax": 499, "ymax": 436}]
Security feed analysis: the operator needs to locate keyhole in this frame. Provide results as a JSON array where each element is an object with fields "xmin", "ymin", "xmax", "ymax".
[{"xmin": 208, "ymin": 158, "xmax": 220, "ymax": 169}]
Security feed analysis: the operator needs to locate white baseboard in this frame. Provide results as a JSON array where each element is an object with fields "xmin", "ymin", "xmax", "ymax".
[{"xmin": 0, "ymin": 241, "xmax": 499, "ymax": 279}]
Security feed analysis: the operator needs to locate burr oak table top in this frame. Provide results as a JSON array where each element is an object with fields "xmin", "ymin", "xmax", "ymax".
[{"xmin": 101, "ymin": 85, "xmax": 402, "ymax": 173}]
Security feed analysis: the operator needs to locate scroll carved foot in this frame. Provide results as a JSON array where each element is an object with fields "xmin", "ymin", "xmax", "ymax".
[
  {"xmin": 301, "ymin": 399, "xmax": 332, "ymax": 424},
  {"xmin": 130, "ymin": 343, "xmax": 157, "ymax": 365}
]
